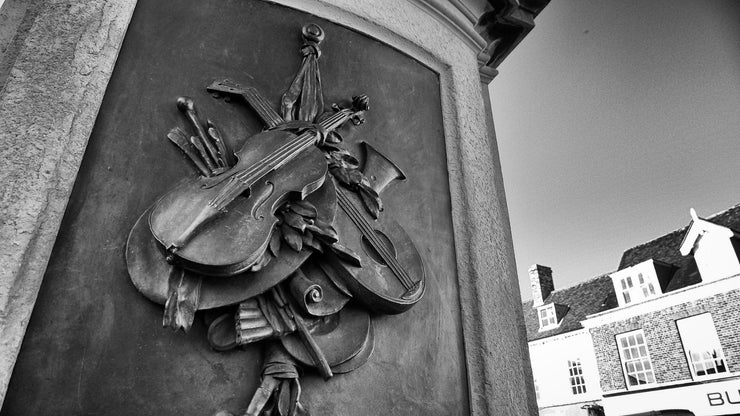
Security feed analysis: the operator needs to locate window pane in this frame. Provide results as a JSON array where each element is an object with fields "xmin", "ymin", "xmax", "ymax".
[
  {"xmin": 638, "ymin": 273, "xmax": 644, "ymax": 283},
  {"xmin": 618, "ymin": 330, "xmax": 655, "ymax": 388},
  {"xmin": 677, "ymin": 314, "xmax": 728, "ymax": 379},
  {"xmin": 649, "ymin": 283, "xmax": 655, "ymax": 294},
  {"xmin": 567, "ymin": 359, "xmax": 587, "ymax": 395},
  {"xmin": 621, "ymin": 280, "xmax": 627, "ymax": 290},
  {"xmin": 627, "ymin": 276, "xmax": 633, "ymax": 287}
]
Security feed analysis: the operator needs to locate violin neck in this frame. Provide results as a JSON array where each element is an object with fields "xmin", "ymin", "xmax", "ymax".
[
  {"xmin": 316, "ymin": 109, "xmax": 351, "ymax": 136},
  {"xmin": 241, "ymin": 88, "xmax": 283, "ymax": 129}
]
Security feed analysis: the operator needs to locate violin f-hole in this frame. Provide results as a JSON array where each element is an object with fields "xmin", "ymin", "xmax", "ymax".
[{"xmin": 250, "ymin": 182, "xmax": 274, "ymax": 220}]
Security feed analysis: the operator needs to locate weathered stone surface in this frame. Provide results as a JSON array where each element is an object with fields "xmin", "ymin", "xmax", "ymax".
[{"xmin": 0, "ymin": 0, "xmax": 136, "ymax": 407}]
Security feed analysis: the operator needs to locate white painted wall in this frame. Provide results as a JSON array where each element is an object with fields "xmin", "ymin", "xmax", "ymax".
[
  {"xmin": 694, "ymin": 233, "xmax": 740, "ymax": 282},
  {"xmin": 529, "ymin": 329, "xmax": 602, "ymax": 409}
]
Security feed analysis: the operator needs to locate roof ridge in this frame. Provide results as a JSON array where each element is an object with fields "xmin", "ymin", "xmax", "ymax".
[
  {"xmin": 705, "ymin": 202, "xmax": 740, "ymax": 221},
  {"xmin": 621, "ymin": 202, "xmax": 740, "ymax": 255},
  {"xmin": 521, "ymin": 272, "xmax": 615, "ymax": 306},
  {"xmin": 547, "ymin": 272, "xmax": 614, "ymax": 295}
]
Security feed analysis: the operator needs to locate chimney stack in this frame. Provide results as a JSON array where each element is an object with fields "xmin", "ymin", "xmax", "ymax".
[{"xmin": 529, "ymin": 264, "xmax": 554, "ymax": 307}]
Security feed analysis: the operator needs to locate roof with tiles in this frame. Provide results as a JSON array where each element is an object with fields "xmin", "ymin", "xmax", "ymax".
[
  {"xmin": 618, "ymin": 202, "xmax": 740, "ymax": 292},
  {"xmin": 522, "ymin": 202, "xmax": 740, "ymax": 342},
  {"xmin": 522, "ymin": 274, "xmax": 618, "ymax": 341}
]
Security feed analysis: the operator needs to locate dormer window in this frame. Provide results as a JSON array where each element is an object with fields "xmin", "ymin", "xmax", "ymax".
[
  {"xmin": 680, "ymin": 208, "xmax": 740, "ymax": 282},
  {"xmin": 539, "ymin": 304, "xmax": 556, "ymax": 327},
  {"xmin": 610, "ymin": 260, "xmax": 665, "ymax": 307},
  {"xmin": 537, "ymin": 303, "xmax": 568, "ymax": 331}
]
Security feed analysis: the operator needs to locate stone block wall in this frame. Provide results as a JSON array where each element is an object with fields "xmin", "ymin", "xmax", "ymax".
[{"xmin": 590, "ymin": 288, "xmax": 740, "ymax": 392}]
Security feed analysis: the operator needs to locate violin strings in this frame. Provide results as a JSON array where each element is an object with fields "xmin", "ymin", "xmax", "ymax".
[
  {"xmin": 336, "ymin": 189, "xmax": 409, "ymax": 280},
  {"xmin": 209, "ymin": 111, "xmax": 348, "ymax": 209},
  {"xmin": 336, "ymin": 190, "xmax": 414, "ymax": 290},
  {"xmin": 336, "ymin": 189, "xmax": 415, "ymax": 290},
  {"xmin": 234, "ymin": 109, "xmax": 346, "ymax": 180},
  {"xmin": 245, "ymin": 89, "xmax": 279, "ymax": 123}
]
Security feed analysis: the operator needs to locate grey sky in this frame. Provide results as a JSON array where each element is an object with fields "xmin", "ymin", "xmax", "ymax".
[{"xmin": 489, "ymin": 0, "xmax": 740, "ymax": 300}]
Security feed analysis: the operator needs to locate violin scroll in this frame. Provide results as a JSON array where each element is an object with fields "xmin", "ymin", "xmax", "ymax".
[
  {"xmin": 330, "ymin": 95, "xmax": 369, "ymax": 127},
  {"xmin": 350, "ymin": 95, "xmax": 369, "ymax": 125}
]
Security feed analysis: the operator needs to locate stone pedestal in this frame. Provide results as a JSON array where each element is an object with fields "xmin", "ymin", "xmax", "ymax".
[{"xmin": 0, "ymin": 0, "xmax": 546, "ymax": 414}]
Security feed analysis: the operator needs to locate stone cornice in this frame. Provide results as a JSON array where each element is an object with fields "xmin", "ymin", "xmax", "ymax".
[
  {"xmin": 476, "ymin": 0, "xmax": 549, "ymax": 83},
  {"xmin": 408, "ymin": 0, "xmax": 550, "ymax": 83},
  {"xmin": 411, "ymin": 0, "xmax": 488, "ymax": 51}
]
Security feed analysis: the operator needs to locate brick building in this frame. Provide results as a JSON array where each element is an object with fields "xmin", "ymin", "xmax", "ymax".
[
  {"xmin": 524, "ymin": 203, "xmax": 740, "ymax": 415},
  {"xmin": 583, "ymin": 206, "xmax": 740, "ymax": 415}
]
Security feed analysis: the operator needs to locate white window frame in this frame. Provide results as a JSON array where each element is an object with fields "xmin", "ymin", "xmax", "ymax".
[
  {"xmin": 676, "ymin": 313, "xmax": 729, "ymax": 381},
  {"xmin": 616, "ymin": 329, "xmax": 656, "ymax": 389},
  {"xmin": 636, "ymin": 272, "xmax": 656, "ymax": 299},
  {"xmin": 537, "ymin": 304, "xmax": 559, "ymax": 331},
  {"xmin": 610, "ymin": 260, "xmax": 664, "ymax": 307},
  {"xmin": 567, "ymin": 358, "xmax": 587, "ymax": 395},
  {"xmin": 619, "ymin": 275, "xmax": 634, "ymax": 304}
]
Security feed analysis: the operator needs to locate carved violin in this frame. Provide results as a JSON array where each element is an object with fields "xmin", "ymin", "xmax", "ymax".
[
  {"xmin": 326, "ymin": 142, "xmax": 425, "ymax": 313},
  {"xmin": 148, "ymin": 95, "xmax": 369, "ymax": 276}
]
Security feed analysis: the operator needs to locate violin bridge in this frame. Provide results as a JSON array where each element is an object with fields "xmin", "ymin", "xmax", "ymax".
[{"xmin": 401, "ymin": 280, "xmax": 422, "ymax": 299}]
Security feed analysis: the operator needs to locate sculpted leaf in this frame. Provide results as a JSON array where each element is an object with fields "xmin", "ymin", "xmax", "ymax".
[
  {"xmin": 269, "ymin": 227, "xmax": 282, "ymax": 258},
  {"xmin": 329, "ymin": 242, "xmax": 362, "ymax": 267},
  {"xmin": 339, "ymin": 153, "xmax": 359, "ymax": 170},
  {"xmin": 306, "ymin": 218, "xmax": 338, "ymax": 244},
  {"xmin": 281, "ymin": 223, "xmax": 303, "ymax": 252},
  {"xmin": 283, "ymin": 211, "xmax": 307, "ymax": 232},
  {"xmin": 329, "ymin": 166, "xmax": 352, "ymax": 186},
  {"xmin": 289, "ymin": 201, "xmax": 318, "ymax": 218},
  {"xmin": 319, "ymin": 142, "xmax": 343, "ymax": 153},
  {"xmin": 347, "ymin": 169, "xmax": 364, "ymax": 185},
  {"xmin": 325, "ymin": 131, "xmax": 343, "ymax": 144},
  {"xmin": 358, "ymin": 183, "xmax": 383, "ymax": 219},
  {"xmin": 302, "ymin": 230, "xmax": 323, "ymax": 252}
]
